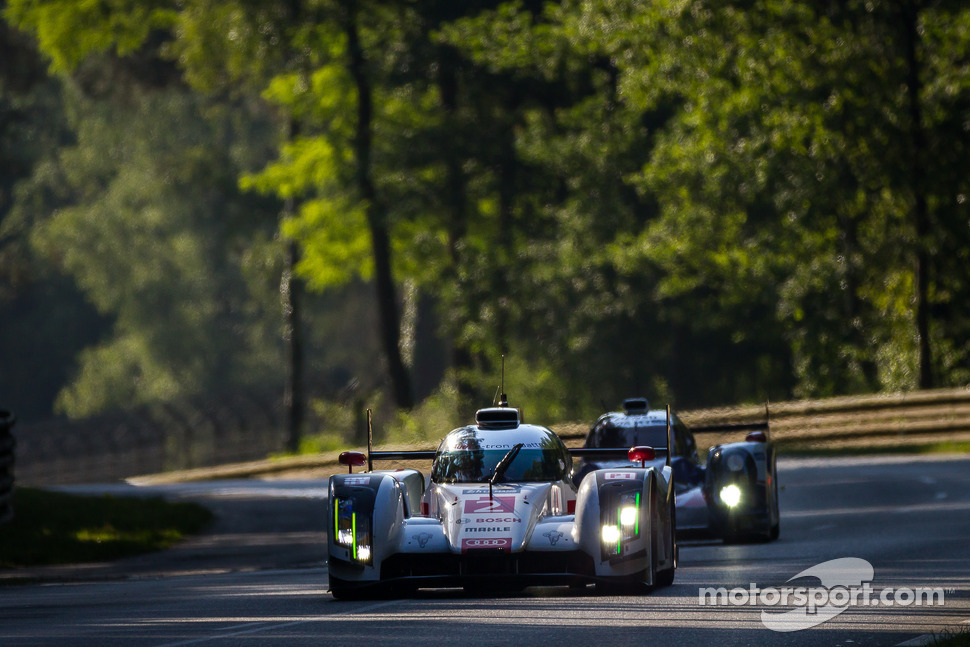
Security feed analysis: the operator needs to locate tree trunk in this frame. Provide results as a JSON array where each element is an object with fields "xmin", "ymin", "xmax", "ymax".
[
  {"xmin": 494, "ymin": 115, "xmax": 517, "ymax": 357},
  {"xmin": 345, "ymin": 2, "xmax": 413, "ymax": 409},
  {"xmin": 903, "ymin": 1, "xmax": 933, "ymax": 389},
  {"xmin": 282, "ymin": 217, "xmax": 305, "ymax": 453},
  {"xmin": 438, "ymin": 49, "xmax": 478, "ymax": 418}
]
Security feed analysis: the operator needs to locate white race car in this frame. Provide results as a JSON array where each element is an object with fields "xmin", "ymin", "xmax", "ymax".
[{"xmin": 327, "ymin": 402, "xmax": 676, "ymax": 598}]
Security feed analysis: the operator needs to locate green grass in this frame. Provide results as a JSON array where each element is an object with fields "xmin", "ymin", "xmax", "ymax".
[
  {"xmin": 0, "ymin": 487, "xmax": 213, "ymax": 568},
  {"xmin": 778, "ymin": 441, "xmax": 970, "ymax": 458}
]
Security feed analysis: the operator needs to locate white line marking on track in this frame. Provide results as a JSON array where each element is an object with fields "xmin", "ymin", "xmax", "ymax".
[
  {"xmin": 152, "ymin": 599, "xmax": 400, "ymax": 647},
  {"xmin": 216, "ymin": 621, "xmax": 270, "ymax": 631}
]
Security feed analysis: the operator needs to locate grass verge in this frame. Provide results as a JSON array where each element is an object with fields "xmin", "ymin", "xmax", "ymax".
[{"xmin": 0, "ymin": 487, "xmax": 213, "ymax": 569}]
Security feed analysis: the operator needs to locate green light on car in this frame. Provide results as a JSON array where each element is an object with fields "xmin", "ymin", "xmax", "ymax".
[{"xmin": 352, "ymin": 512, "xmax": 358, "ymax": 560}]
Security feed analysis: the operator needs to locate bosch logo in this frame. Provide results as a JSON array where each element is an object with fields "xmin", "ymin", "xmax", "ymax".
[{"xmin": 475, "ymin": 517, "xmax": 521, "ymax": 524}]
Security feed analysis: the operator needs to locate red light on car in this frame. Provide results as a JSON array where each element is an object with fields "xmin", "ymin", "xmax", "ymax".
[
  {"xmin": 746, "ymin": 431, "xmax": 767, "ymax": 443},
  {"xmin": 338, "ymin": 451, "xmax": 367, "ymax": 473},
  {"xmin": 628, "ymin": 446, "xmax": 656, "ymax": 467}
]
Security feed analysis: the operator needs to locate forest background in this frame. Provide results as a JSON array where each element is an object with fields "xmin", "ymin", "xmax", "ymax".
[{"xmin": 1, "ymin": 0, "xmax": 968, "ymax": 452}]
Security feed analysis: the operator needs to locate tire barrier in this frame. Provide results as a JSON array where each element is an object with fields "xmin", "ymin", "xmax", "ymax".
[{"xmin": 0, "ymin": 410, "xmax": 16, "ymax": 524}]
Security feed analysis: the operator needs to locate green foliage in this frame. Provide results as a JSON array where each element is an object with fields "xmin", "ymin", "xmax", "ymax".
[
  {"xmin": 0, "ymin": 487, "xmax": 212, "ymax": 568},
  {"xmin": 4, "ymin": 0, "xmax": 970, "ymax": 426},
  {"xmin": 385, "ymin": 377, "xmax": 461, "ymax": 445},
  {"xmin": 4, "ymin": 0, "xmax": 176, "ymax": 73},
  {"xmin": 24, "ymin": 83, "xmax": 283, "ymax": 416}
]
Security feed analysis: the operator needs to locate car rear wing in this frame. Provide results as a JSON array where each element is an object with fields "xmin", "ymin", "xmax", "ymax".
[
  {"xmin": 568, "ymin": 447, "xmax": 670, "ymax": 462},
  {"xmin": 569, "ymin": 404, "xmax": 676, "ymax": 468},
  {"xmin": 349, "ymin": 409, "xmax": 438, "ymax": 471}
]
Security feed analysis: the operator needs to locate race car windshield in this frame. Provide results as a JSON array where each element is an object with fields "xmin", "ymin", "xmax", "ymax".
[
  {"xmin": 431, "ymin": 448, "xmax": 567, "ymax": 484},
  {"xmin": 586, "ymin": 423, "xmax": 668, "ymax": 450}
]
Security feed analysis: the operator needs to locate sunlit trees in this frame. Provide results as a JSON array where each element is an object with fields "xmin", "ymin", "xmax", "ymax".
[{"xmin": 4, "ymin": 0, "xmax": 969, "ymax": 425}]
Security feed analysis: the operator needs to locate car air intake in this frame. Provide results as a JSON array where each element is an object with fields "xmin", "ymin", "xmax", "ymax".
[
  {"xmin": 475, "ymin": 407, "xmax": 520, "ymax": 429},
  {"xmin": 622, "ymin": 398, "xmax": 650, "ymax": 414}
]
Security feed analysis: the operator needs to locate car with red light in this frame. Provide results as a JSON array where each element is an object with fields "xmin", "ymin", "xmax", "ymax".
[
  {"xmin": 575, "ymin": 398, "xmax": 780, "ymax": 543},
  {"xmin": 327, "ymin": 399, "xmax": 676, "ymax": 598}
]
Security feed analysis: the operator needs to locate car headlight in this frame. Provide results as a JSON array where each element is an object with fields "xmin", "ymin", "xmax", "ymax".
[
  {"xmin": 602, "ymin": 491, "xmax": 640, "ymax": 555},
  {"xmin": 333, "ymin": 497, "xmax": 372, "ymax": 563},
  {"xmin": 601, "ymin": 524, "xmax": 621, "ymax": 544},
  {"xmin": 720, "ymin": 484, "xmax": 742, "ymax": 508},
  {"xmin": 726, "ymin": 453, "xmax": 746, "ymax": 471},
  {"xmin": 619, "ymin": 505, "xmax": 638, "ymax": 528}
]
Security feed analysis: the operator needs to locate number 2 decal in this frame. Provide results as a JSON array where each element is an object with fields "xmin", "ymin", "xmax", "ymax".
[{"xmin": 463, "ymin": 496, "xmax": 516, "ymax": 513}]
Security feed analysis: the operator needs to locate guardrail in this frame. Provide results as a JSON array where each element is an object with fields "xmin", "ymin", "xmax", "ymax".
[
  {"xmin": 0, "ymin": 410, "xmax": 16, "ymax": 523},
  {"xmin": 679, "ymin": 386, "xmax": 970, "ymax": 452},
  {"xmin": 19, "ymin": 386, "xmax": 970, "ymax": 486},
  {"xmin": 14, "ymin": 391, "xmax": 286, "ymax": 486}
]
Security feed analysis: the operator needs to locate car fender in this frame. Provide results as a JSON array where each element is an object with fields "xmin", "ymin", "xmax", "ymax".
[
  {"xmin": 704, "ymin": 440, "xmax": 777, "ymax": 536},
  {"xmin": 329, "ymin": 472, "xmax": 410, "ymax": 582},
  {"xmin": 575, "ymin": 466, "xmax": 672, "ymax": 579}
]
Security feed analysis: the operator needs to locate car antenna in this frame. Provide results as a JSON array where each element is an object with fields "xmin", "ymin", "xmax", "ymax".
[
  {"xmin": 367, "ymin": 408, "xmax": 374, "ymax": 472},
  {"xmin": 665, "ymin": 404, "xmax": 672, "ymax": 469},
  {"xmin": 498, "ymin": 354, "xmax": 508, "ymax": 407}
]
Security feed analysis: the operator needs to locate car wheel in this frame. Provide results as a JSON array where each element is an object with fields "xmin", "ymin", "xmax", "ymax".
[
  {"xmin": 769, "ymin": 467, "xmax": 780, "ymax": 540},
  {"xmin": 654, "ymin": 497, "xmax": 676, "ymax": 588},
  {"xmin": 329, "ymin": 574, "xmax": 377, "ymax": 601},
  {"xmin": 328, "ymin": 574, "xmax": 357, "ymax": 600}
]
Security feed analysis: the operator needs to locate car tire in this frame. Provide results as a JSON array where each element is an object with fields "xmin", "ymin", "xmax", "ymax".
[
  {"xmin": 769, "ymin": 465, "xmax": 780, "ymax": 541},
  {"xmin": 329, "ymin": 574, "xmax": 373, "ymax": 601},
  {"xmin": 654, "ymin": 497, "xmax": 676, "ymax": 588}
]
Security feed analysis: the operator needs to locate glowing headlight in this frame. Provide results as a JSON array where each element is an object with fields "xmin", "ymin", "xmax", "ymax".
[
  {"xmin": 337, "ymin": 528, "xmax": 354, "ymax": 545},
  {"xmin": 619, "ymin": 505, "xmax": 638, "ymax": 527},
  {"xmin": 333, "ymin": 497, "xmax": 372, "ymax": 563},
  {"xmin": 334, "ymin": 498, "xmax": 355, "ymax": 548},
  {"xmin": 602, "ymin": 524, "xmax": 621, "ymax": 544},
  {"xmin": 720, "ymin": 484, "xmax": 742, "ymax": 507}
]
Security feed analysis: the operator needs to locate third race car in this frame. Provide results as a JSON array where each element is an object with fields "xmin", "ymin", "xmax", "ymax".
[{"xmin": 574, "ymin": 398, "xmax": 780, "ymax": 542}]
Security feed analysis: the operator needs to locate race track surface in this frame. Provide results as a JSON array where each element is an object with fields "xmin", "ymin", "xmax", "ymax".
[{"xmin": 1, "ymin": 455, "xmax": 968, "ymax": 646}]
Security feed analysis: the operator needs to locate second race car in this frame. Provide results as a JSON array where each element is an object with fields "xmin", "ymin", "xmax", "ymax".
[{"xmin": 575, "ymin": 398, "xmax": 780, "ymax": 543}]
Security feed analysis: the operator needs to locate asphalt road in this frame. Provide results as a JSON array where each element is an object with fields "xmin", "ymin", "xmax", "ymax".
[{"xmin": 1, "ymin": 455, "xmax": 969, "ymax": 646}]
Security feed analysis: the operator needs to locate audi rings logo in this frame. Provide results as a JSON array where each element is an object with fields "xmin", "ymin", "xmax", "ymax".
[
  {"xmin": 466, "ymin": 538, "xmax": 505, "ymax": 547},
  {"xmin": 461, "ymin": 537, "xmax": 512, "ymax": 551}
]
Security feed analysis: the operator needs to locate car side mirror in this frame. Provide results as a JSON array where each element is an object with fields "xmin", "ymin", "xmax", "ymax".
[
  {"xmin": 339, "ymin": 451, "xmax": 367, "ymax": 473},
  {"xmin": 628, "ymin": 446, "xmax": 656, "ymax": 467}
]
